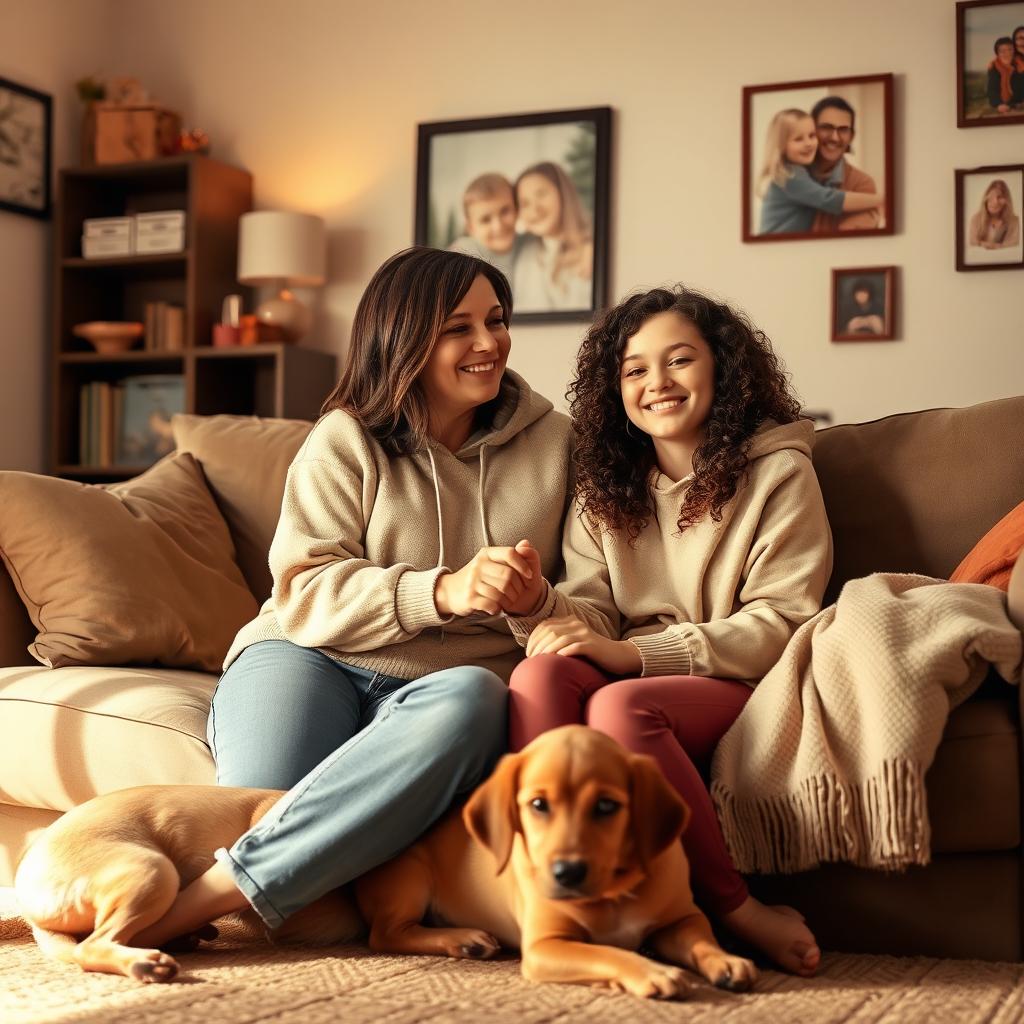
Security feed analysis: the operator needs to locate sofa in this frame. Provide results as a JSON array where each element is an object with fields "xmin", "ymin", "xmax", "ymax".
[{"xmin": 1, "ymin": 398, "xmax": 1022, "ymax": 960}]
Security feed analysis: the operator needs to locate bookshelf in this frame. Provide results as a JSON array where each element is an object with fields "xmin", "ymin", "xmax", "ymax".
[{"xmin": 51, "ymin": 155, "xmax": 337, "ymax": 482}]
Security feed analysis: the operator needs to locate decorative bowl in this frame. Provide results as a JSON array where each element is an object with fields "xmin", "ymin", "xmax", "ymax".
[{"xmin": 73, "ymin": 321, "xmax": 145, "ymax": 354}]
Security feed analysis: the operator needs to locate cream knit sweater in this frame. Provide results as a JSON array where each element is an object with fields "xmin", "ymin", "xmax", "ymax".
[
  {"xmin": 225, "ymin": 371, "xmax": 572, "ymax": 682},
  {"xmin": 509, "ymin": 419, "xmax": 832, "ymax": 683}
]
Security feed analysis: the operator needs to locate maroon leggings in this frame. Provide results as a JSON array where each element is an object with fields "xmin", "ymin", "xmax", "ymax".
[{"xmin": 508, "ymin": 653, "xmax": 751, "ymax": 916}]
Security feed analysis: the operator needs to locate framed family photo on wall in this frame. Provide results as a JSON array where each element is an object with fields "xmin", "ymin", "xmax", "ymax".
[
  {"xmin": 831, "ymin": 266, "xmax": 897, "ymax": 341},
  {"xmin": 415, "ymin": 106, "xmax": 611, "ymax": 323},
  {"xmin": 956, "ymin": 165, "xmax": 1024, "ymax": 270},
  {"xmin": 742, "ymin": 73, "xmax": 893, "ymax": 243},
  {"xmin": 0, "ymin": 75, "xmax": 52, "ymax": 219},
  {"xmin": 957, "ymin": 0, "xmax": 1024, "ymax": 127}
]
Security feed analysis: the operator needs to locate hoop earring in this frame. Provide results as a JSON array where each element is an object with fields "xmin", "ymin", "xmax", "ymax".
[{"xmin": 625, "ymin": 420, "xmax": 645, "ymax": 442}]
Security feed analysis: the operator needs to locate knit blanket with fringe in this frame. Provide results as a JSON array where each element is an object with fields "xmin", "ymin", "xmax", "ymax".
[{"xmin": 710, "ymin": 574, "xmax": 1023, "ymax": 874}]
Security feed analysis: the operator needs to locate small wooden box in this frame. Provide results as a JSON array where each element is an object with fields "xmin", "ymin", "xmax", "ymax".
[{"xmin": 91, "ymin": 105, "xmax": 181, "ymax": 165}]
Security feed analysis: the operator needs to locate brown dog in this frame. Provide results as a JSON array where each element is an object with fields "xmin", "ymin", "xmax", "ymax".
[
  {"xmin": 14, "ymin": 785, "xmax": 362, "ymax": 982},
  {"xmin": 355, "ymin": 725, "xmax": 757, "ymax": 999}
]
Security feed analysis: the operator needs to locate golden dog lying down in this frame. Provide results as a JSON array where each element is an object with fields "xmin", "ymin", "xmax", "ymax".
[
  {"xmin": 14, "ymin": 786, "xmax": 361, "ymax": 982},
  {"xmin": 356, "ymin": 724, "xmax": 757, "ymax": 999},
  {"xmin": 16, "ymin": 725, "xmax": 755, "ymax": 998}
]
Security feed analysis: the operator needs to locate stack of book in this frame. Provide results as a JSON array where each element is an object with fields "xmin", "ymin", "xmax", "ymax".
[
  {"xmin": 143, "ymin": 301, "xmax": 185, "ymax": 352},
  {"xmin": 78, "ymin": 374, "xmax": 185, "ymax": 468}
]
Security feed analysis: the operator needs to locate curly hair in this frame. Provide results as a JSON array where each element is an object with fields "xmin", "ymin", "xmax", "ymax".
[{"xmin": 567, "ymin": 286, "xmax": 803, "ymax": 541}]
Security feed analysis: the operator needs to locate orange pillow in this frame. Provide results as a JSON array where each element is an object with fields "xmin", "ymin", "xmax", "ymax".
[{"xmin": 950, "ymin": 499, "xmax": 1024, "ymax": 591}]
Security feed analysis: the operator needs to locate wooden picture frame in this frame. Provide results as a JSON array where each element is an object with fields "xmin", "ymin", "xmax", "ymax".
[
  {"xmin": 831, "ymin": 266, "xmax": 897, "ymax": 342},
  {"xmin": 415, "ymin": 107, "xmax": 611, "ymax": 324},
  {"xmin": 956, "ymin": 0, "xmax": 1024, "ymax": 128},
  {"xmin": 0, "ymin": 75, "xmax": 52, "ymax": 220},
  {"xmin": 742, "ymin": 73, "xmax": 894, "ymax": 243},
  {"xmin": 955, "ymin": 165, "xmax": 1024, "ymax": 270}
]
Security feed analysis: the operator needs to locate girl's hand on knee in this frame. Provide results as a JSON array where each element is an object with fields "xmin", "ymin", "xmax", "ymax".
[{"xmin": 526, "ymin": 617, "xmax": 642, "ymax": 674}]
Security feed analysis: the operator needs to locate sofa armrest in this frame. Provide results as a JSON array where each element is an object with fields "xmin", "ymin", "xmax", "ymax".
[{"xmin": 0, "ymin": 559, "xmax": 35, "ymax": 667}]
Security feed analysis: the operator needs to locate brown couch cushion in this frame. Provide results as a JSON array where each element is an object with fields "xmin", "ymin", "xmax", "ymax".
[
  {"xmin": 814, "ymin": 396, "xmax": 1024, "ymax": 602},
  {"xmin": 172, "ymin": 414, "xmax": 313, "ymax": 602},
  {"xmin": 0, "ymin": 453, "xmax": 258, "ymax": 672},
  {"xmin": 0, "ymin": 664, "xmax": 215, "ymax": 811},
  {"xmin": 0, "ymin": 564, "xmax": 34, "ymax": 668}
]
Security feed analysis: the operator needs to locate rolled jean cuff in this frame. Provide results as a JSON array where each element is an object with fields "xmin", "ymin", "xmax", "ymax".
[{"xmin": 214, "ymin": 846, "xmax": 285, "ymax": 930}]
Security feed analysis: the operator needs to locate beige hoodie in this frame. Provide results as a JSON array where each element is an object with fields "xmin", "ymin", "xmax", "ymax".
[
  {"xmin": 508, "ymin": 419, "xmax": 832, "ymax": 684},
  {"xmin": 225, "ymin": 371, "xmax": 572, "ymax": 682}
]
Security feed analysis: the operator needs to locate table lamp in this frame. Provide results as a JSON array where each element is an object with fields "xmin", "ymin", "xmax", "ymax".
[{"xmin": 237, "ymin": 210, "xmax": 326, "ymax": 343}]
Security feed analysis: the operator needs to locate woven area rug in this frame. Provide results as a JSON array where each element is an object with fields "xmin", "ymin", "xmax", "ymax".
[{"xmin": 3, "ymin": 912, "xmax": 1023, "ymax": 1024}]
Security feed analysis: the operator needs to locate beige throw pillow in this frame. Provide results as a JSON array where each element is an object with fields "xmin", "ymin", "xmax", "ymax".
[
  {"xmin": 172, "ymin": 414, "xmax": 313, "ymax": 602},
  {"xmin": 0, "ymin": 453, "xmax": 259, "ymax": 672}
]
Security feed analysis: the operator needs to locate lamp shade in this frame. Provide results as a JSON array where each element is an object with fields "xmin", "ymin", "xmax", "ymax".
[{"xmin": 237, "ymin": 211, "xmax": 326, "ymax": 286}]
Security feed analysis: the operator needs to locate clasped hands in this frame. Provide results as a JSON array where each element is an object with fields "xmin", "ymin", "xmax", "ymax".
[
  {"xmin": 434, "ymin": 540, "xmax": 546, "ymax": 618},
  {"xmin": 526, "ymin": 615, "xmax": 642, "ymax": 675}
]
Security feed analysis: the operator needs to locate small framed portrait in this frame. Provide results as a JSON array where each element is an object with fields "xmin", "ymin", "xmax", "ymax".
[
  {"xmin": 415, "ymin": 107, "xmax": 611, "ymax": 324},
  {"xmin": 956, "ymin": 0, "xmax": 1024, "ymax": 127},
  {"xmin": 0, "ymin": 76, "xmax": 52, "ymax": 219},
  {"xmin": 956, "ymin": 165, "xmax": 1024, "ymax": 270},
  {"xmin": 831, "ymin": 266, "xmax": 897, "ymax": 342},
  {"xmin": 742, "ymin": 73, "xmax": 893, "ymax": 243}
]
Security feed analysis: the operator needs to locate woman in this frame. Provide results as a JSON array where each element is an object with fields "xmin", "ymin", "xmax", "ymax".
[
  {"xmin": 136, "ymin": 246, "xmax": 569, "ymax": 941},
  {"xmin": 507, "ymin": 286, "xmax": 832, "ymax": 976},
  {"xmin": 969, "ymin": 179, "xmax": 1020, "ymax": 249},
  {"xmin": 513, "ymin": 161, "xmax": 593, "ymax": 313}
]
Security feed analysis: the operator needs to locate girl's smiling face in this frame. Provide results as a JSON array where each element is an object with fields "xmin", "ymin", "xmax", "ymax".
[
  {"xmin": 785, "ymin": 116, "xmax": 818, "ymax": 165},
  {"xmin": 516, "ymin": 173, "xmax": 563, "ymax": 238},
  {"xmin": 619, "ymin": 311, "xmax": 715, "ymax": 454}
]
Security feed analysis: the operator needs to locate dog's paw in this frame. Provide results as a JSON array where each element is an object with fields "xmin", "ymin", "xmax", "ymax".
[
  {"xmin": 620, "ymin": 963, "xmax": 692, "ymax": 1000},
  {"xmin": 707, "ymin": 953, "xmax": 758, "ymax": 993},
  {"xmin": 441, "ymin": 929, "xmax": 501, "ymax": 959},
  {"xmin": 130, "ymin": 950, "xmax": 179, "ymax": 984}
]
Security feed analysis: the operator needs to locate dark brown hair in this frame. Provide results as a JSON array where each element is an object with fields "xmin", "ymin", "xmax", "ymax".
[
  {"xmin": 321, "ymin": 246, "xmax": 513, "ymax": 455},
  {"xmin": 567, "ymin": 285, "xmax": 803, "ymax": 541}
]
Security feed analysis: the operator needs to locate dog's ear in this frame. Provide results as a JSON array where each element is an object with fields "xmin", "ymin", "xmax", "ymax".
[
  {"xmin": 463, "ymin": 752, "xmax": 522, "ymax": 873},
  {"xmin": 629, "ymin": 753, "xmax": 690, "ymax": 872}
]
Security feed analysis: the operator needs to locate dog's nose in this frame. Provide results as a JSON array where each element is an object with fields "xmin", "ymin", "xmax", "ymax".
[{"xmin": 552, "ymin": 859, "xmax": 588, "ymax": 889}]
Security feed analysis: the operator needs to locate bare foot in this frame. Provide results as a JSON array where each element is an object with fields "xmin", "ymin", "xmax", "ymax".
[{"xmin": 720, "ymin": 897, "xmax": 820, "ymax": 976}]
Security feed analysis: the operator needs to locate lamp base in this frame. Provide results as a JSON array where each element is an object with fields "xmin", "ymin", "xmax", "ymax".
[{"xmin": 255, "ymin": 289, "xmax": 311, "ymax": 343}]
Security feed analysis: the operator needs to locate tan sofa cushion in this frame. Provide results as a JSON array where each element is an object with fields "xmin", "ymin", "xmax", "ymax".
[
  {"xmin": 0, "ymin": 453, "xmax": 258, "ymax": 672},
  {"xmin": 814, "ymin": 396, "xmax": 1024, "ymax": 602},
  {"xmin": 0, "ymin": 664, "xmax": 215, "ymax": 811},
  {"xmin": 172, "ymin": 414, "xmax": 313, "ymax": 602}
]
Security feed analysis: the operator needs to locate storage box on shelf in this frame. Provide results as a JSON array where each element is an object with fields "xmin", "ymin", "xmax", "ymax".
[{"xmin": 52, "ymin": 156, "xmax": 337, "ymax": 482}]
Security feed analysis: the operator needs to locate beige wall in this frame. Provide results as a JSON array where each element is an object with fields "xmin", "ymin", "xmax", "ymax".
[
  {"xmin": 4, "ymin": 0, "xmax": 1023, "ymax": 470},
  {"xmin": 0, "ymin": 0, "xmax": 114, "ymax": 471}
]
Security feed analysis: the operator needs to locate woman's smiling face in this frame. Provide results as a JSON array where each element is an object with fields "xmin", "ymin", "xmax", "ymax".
[
  {"xmin": 516, "ymin": 173, "xmax": 563, "ymax": 238},
  {"xmin": 986, "ymin": 188, "xmax": 1008, "ymax": 215}
]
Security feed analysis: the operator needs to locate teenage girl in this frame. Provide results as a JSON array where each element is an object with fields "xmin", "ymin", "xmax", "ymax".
[
  {"xmin": 513, "ymin": 161, "xmax": 593, "ymax": 312},
  {"xmin": 507, "ymin": 286, "xmax": 833, "ymax": 976},
  {"xmin": 758, "ymin": 108, "xmax": 883, "ymax": 234}
]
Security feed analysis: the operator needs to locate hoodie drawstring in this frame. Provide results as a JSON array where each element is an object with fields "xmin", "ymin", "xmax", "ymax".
[
  {"xmin": 426, "ymin": 446, "xmax": 445, "ymax": 569},
  {"xmin": 477, "ymin": 443, "xmax": 491, "ymax": 547}
]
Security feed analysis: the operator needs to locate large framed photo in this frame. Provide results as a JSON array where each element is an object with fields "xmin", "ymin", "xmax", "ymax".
[
  {"xmin": 831, "ymin": 266, "xmax": 897, "ymax": 342},
  {"xmin": 415, "ymin": 107, "xmax": 611, "ymax": 324},
  {"xmin": 956, "ymin": 165, "xmax": 1024, "ymax": 270},
  {"xmin": 957, "ymin": 0, "xmax": 1024, "ymax": 127},
  {"xmin": 0, "ymin": 76, "xmax": 52, "ymax": 219},
  {"xmin": 742, "ymin": 73, "xmax": 893, "ymax": 243}
]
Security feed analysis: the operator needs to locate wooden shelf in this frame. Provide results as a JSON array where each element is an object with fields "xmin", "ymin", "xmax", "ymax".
[{"xmin": 50, "ymin": 155, "xmax": 337, "ymax": 483}]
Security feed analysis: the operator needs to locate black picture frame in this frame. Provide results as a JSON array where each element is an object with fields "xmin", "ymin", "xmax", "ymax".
[
  {"xmin": 955, "ymin": 164, "xmax": 1024, "ymax": 270},
  {"xmin": 415, "ymin": 106, "xmax": 611, "ymax": 324},
  {"xmin": 0, "ymin": 75, "xmax": 52, "ymax": 220},
  {"xmin": 956, "ymin": 0, "xmax": 1024, "ymax": 128},
  {"xmin": 742, "ymin": 73, "xmax": 894, "ymax": 243}
]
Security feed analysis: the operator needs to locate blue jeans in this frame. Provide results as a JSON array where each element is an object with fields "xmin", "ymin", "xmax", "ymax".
[{"xmin": 207, "ymin": 639, "xmax": 507, "ymax": 928}]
